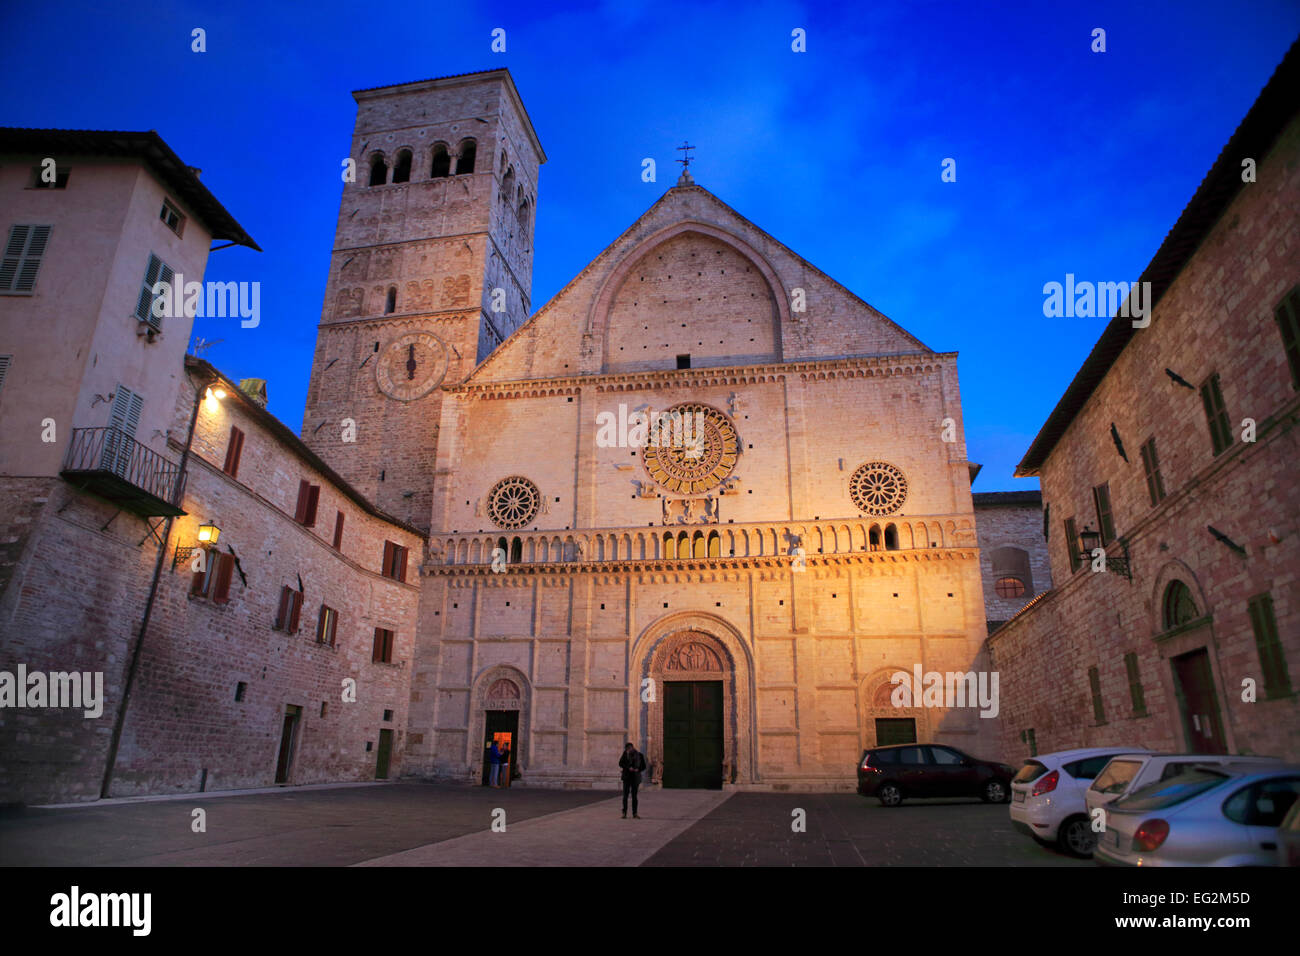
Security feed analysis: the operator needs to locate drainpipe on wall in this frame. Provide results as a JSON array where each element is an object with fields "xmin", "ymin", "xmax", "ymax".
[{"xmin": 100, "ymin": 368, "xmax": 215, "ymax": 799}]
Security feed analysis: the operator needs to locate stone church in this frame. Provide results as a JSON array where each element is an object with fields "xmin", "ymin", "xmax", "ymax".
[{"xmin": 301, "ymin": 68, "xmax": 993, "ymax": 790}]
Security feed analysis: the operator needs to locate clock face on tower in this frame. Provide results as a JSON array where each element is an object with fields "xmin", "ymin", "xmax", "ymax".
[{"xmin": 376, "ymin": 332, "xmax": 449, "ymax": 401}]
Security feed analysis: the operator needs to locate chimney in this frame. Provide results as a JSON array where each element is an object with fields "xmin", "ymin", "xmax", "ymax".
[{"xmin": 239, "ymin": 378, "xmax": 268, "ymax": 408}]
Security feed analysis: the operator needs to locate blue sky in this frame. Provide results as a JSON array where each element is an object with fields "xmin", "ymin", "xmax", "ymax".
[{"xmin": 3, "ymin": 1, "xmax": 1296, "ymax": 489}]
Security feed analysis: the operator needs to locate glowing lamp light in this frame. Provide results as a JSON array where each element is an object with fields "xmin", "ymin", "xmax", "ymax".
[
  {"xmin": 196, "ymin": 523, "xmax": 221, "ymax": 545},
  {"xmin": 204, "ymin": 386, "xmax": 227, "ymax": 412}
]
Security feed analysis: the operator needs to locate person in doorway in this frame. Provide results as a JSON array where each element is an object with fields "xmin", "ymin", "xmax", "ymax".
[
  {"xmin": 488, "ymin": 740, "xmax": 503, "ymax": 787},
  {"xmin": 619, "ymin": 742, "xmax": 647, "ymax": 818},
  {"xmin": 499, "ymin": 742, "xmax": 512, "ymax": 789}
]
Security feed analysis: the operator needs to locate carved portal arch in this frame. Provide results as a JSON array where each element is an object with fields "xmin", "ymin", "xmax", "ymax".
[
  {"xmin": 632, "ymin": 612, "xmax": 755, "ymax": 786},
  {"xmin": 859, "ymin": 666, "xmax": 929, "ymax": 748}
]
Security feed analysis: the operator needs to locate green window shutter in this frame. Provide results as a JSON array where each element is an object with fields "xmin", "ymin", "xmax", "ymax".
[
  {"xmin": 1, "ymin": 224, "xmax": 51, "ymax": 292},
  {"xmin": 1248, "ymin": 593, "xmax": 1291, "ymax": 698},
  {"xmin": 1089, "ymin": 666, "xmax": 1106, "ymax": 724},
  {"xmin": 1125, "ymin": 652, "xmax": 1146, "ymax": 715}
]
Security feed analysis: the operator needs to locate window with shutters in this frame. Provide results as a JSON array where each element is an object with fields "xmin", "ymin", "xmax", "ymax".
[
  {"xmin": 332, "ymin": 511, "xmax": 345, "ymax": 550},
  {"xmin": 294, "ymin": 480, "xmax": 320, "ymax": 527},
  {"xmin": 1, "ymin": 224, "xmax": 52, "ymax": 293},
  {"xmin": 159, "ymin": 199, "xmax": 186, "ymax": 237},
  {"xmin": 1276, "ymin": 286, "xmax": 1300, "ymax": 391},
  {"xmin": 223, "ymin": 426, "xmax": 245, "ymax": 478},
  {"xmin": 0, "ymin": 355, "xmax": 10, "ymax": 395},
  {"xmin": 1124, "ymin": 652, "xmax": 1147, "ymax": 716},
  {"xmin": 103, "ymin": 385, "xmax": 145, "ymax": 477},
  {"xmin": 1248, "ymin": 592, "xmax": 1291, "ymax": 699},
  {"xmin": 316, "ymin": 605, "xmax": 338, "ymax": 646},
  {"xmin": 1063, "ymin": 516, "xmax": 1081, "ymax": 572},
  {"xmin": 274, "ymin": 586, "xmax": 303, "ymax": 633},
  {"xmin": 191, "ymin": 552, "xmax": 234, "ymax": 603},
  {"xmin": 134, "ymin": 253, "xmax": 175, "ymax": 329},
  {"xmin": 1200, "ymin": 373, "xmax": 1232, "ymax": 456},
  {"xmin": 381, "ymin": 541, "xmax": 408, "ymax": 582},
  {"xmin": 1088, "ymin": 666, "xmax": 1106, "ymax": 724},
  {"xmin": 1092, "ymin": 482, "xmax": 1116, "ymax": 545},
  {"xmin": 1140, "ymin": 437, "xmax": 1166, "ymax": 506},
  {"xmin": 372, "ymin": 628, "xmax": 395, "ymax": 664}
]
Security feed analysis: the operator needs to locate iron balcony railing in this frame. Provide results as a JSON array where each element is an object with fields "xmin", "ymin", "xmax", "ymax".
[{"xmin": 60, "ymin": 426, "xmax": 186, "ymax": 516}]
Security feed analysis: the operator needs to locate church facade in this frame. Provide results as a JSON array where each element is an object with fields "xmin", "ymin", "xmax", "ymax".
[{"xmin": 302, "ymin": 70, "xmax": 995, "ymax": 790}]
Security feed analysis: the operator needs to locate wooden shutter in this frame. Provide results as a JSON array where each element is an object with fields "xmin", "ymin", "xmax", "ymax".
[
  {"xmin": 0, "ymin": 355, "xmax": 10, "ymax": 393},
  {"xmin": 105, "ymin": 386, "xmax": 144, "ymax": 476},
  {"xmin": 295, "ymin": 481, "xmax": 319, "ymax": 525},
  {"xmin": 396, "ymin": 545, "xmax": 408, "ymax": 583},
  {"xmin": 1, "ymin": 224, "xmax": 51, "ymax": 292},
  {"xmin": 372, "ymin": 628, "xmax": 384, "ymax": 662},
  {"xmin": 1276, "ymin": 288, "xmax": 1300, "ymax": 390},
  {"xmin": 212, "ymin": 553, "xmax": 234, "ymax": 603},
  {"xmin": 288, "ymin": 590, "xmax": 302, "ymax": 634},
  {"xmin": 223, "ymin": 426, "xmax": 245, "ymax": 477},
  {"xmin": 190, "ymin": 560, "xmax": 210, "ymax": 596},
  {"xmin": 332, "ymin": 511, "xmax": 345, "ymax": 550},
  {"xmin": 1063, "ymin": 517, "xmax": 1080, "ymax": 572},
  {"xmin": 1092, "ymin": 484, "xmax": 1116, "ymax": 545},
  {"xmin": 382, "ymin": 540, "xmax": 394, "ymax": 577},
  {"xmin": 275, "ymin": 586, "xmax": 291, "ymax": 629}
]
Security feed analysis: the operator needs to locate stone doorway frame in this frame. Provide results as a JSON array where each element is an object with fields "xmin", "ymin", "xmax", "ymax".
[
  {"xmin": 631, "ymin": 612, "xmax": 755, "ymax": 786},
  {"xmin": 466, "ymin": 665, "xmax": 531, "ymax": 776}
]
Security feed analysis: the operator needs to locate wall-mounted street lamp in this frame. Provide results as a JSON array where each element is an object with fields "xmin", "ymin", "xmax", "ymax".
[
  {"xmin": 173, "ymin": 521, "xmax": 221, "ymax": 569},
  {"xmin": 1078, "ymin": 525, "xmax": 1132, "ymax": 580}
]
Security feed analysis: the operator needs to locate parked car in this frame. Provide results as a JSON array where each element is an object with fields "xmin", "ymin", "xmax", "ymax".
[
  {"xmin": 1086, "ymin": 753, "xmax": 1283, "ymax": 817},
  {"xmin": 1278, "ymin": 798, "xmax": 1300, "ymax": 867},
  {"xmin": 1009, "ymin": 747, "xmax": 1152, "ymax": 856},
  {"xmin": 857, "ymin": 743, "xmax": 1015, "ymax": 806},
  {"xmin": 1094, "ymin": 763, "xmax": 1300, "ymax": 866}
]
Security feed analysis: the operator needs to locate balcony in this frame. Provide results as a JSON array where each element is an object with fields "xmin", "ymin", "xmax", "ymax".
[{"xmin": 60, "ymin": 426, "xmax": 186, "ymax": 517}]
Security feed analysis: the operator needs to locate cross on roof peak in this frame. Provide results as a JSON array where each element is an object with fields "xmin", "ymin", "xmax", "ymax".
[{"xmin": 675, "ymin": 141, "xmax": 696, "ymax": 185}]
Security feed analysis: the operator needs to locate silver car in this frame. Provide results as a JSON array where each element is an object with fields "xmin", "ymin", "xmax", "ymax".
[
  {"xmin": 1094, "ymin": 763, "xmax": 1300, "ymax": 866},
  {"xmin": 1086, "ymin": 753, "xmax": 1283, "ymax": 816}
]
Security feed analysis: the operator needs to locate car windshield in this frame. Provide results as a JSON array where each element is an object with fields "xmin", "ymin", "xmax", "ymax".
[
  {"xmin": 1091, "ymin": 759, "xmax": 1143, "ymax": 794},
  {"xmin": 1113, "ymin": 768, "xmax": 1230, "ymax": 811},
  {"xmin": 1013, "ymin": 760, "xmax": 1048, "ymax": 783}
]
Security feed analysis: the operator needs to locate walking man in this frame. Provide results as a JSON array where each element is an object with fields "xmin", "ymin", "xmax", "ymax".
[
  {"xmin": 619, "ymin": 742, "xmax": 647, "ymax": 818},
  {"xmin": 488, "ymin": 740, "xmax": 503, "ymax": 788}
]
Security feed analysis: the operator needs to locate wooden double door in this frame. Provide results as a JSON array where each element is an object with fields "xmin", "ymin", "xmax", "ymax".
[{"xmin": 663, "ymin": 681, "xmax": 723, "ymax": 789}]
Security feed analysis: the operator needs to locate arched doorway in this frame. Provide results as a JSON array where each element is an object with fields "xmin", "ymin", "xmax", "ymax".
[
  {"xmin": 469, "ymin": 667, "xmax": 530, "ymax": 786},
  {"xmin": 643, "ymin": 629, "xmax": 733, "ymax": 789}
]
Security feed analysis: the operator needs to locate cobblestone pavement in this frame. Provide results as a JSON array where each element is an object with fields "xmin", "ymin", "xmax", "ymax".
[
  {"xmin": 1, "ymin": 783, "xmax": 609, "ymax": 866},
  {"xmin": 643, "ymin": 792, "xmax": 1092, "ymax": 866},
  {"xmin": 0, "ymin": 784, "xmax": 1093, "ymax": 866}
]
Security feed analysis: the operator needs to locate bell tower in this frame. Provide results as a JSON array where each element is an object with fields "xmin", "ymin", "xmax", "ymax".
[{"xmin": 302, "ymin": 69, "xmax": 545, "ymax": 530}]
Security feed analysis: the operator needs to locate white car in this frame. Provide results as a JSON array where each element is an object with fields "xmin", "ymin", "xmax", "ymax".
[
  {"xmin": 1095, "ymin": 764, "xmax": 1300, "ymax": 866},
  {"xmin": 1086, "ymin": 753, "xmax": 1282, "ymax": 817},
  {"xmin": 1010, "ymin": 747, "xmax": 1152, "ymax": 856}
]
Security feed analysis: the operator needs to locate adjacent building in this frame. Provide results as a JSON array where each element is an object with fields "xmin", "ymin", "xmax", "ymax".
[{"xmin": 988, "ymin": 43, "xmax": 1300, "ymax": 763}]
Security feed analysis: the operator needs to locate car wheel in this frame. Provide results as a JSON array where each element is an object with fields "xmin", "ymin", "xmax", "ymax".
[
  {"xmin": 877, "ymin": 783, "xmax": 903, "ymax": 807},
  {"xmin": 982, "ymin": 779, "xmax": 1008, "ymax": 803},
  {"xmin": 1059, "ymin": 816, "xmax": 1098, "ymax": 857}
]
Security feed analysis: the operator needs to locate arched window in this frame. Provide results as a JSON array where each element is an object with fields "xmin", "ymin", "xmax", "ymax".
[
  {"xmin": 868, "ymin": 525, "xmax": 882, "ymax": 550},
  {"xmin": 995, "ymin": 577, "xmax": 1026, "ymax": 599},
  {"xmin": 990, "ymin": 546, "xmax": 1034, "ymax": 598},
  {"xmin": 392, "ymin": 149, "xmax": 412, "ymax": 184},
  {"xmin": 500, "ymin": 147, "xmax": 508, "ymax": 172},
  {"xmin": 884, "ymin": 523, "xmax": 899, "ymax": 551},
  {"xmin": 368, "ymin": 152, "xmax": 388, "ymax": 186},
  {"xmin": 678, "ymin": 531, "xmax": 689, "ymax": 556},
  {"xmin": 510, "ymin": 537, "xmax": 522, "ymax": 563},
  {"xmin": 456, "ymin": 139, "xmax": 477, "ymax": 174},
  {"xmin": 1163, "ymin": 581, "xmax": 1199, "ymax": 629},
  {"xmin": 431, "ymin": 144, "xmax": 451, "ymax": 178},
  {"xmin": 693, "ymin": 531, "xmax": 706, "ymax": 559},
  {"xmin": 384, "ymin": 286, "xmax": 397, "ymax": 314},
  {"xmin": 517, "ymin": 196, "xmax": 530, "ymax": 236},
  {"xmin": 501, "ymin": 166, "xmax": 515, "ymax": 206},
  {"xmin": 707, "ymin": 531, "xmax": 720, "ymax": 558},
  {"xmin": 663, "ymin": 532, "xmax": 676, "ymax": 560}
]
